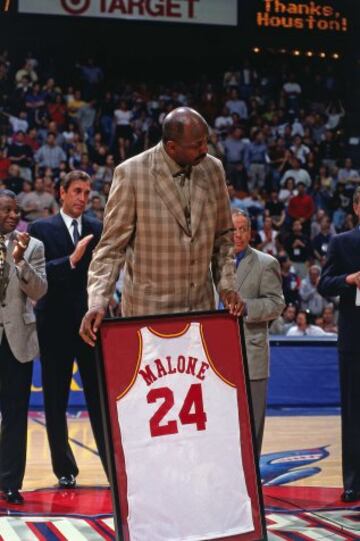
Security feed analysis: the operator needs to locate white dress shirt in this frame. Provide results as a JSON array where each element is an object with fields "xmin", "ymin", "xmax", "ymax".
[{"xmin": 60, "ymin": 209, "xmax": 82, "ymax": 244}]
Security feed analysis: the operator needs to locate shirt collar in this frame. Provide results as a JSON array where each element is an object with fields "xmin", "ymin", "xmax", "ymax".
[
  {"xmin": 160, "ymin": 142, "xmax": 192, "ymax": 178},
  {"xmin": 60, "ymin": 208, "xmax": 82, "ymax": 230}
]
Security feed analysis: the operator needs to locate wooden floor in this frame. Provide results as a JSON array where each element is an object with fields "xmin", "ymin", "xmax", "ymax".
[
  {"xmin": 263, "ymin": 414, "xmax": 342, "ymax": 487},
  {"xmin": 23, "ymin": 411, "xmax": 342, "ymax": 490}
]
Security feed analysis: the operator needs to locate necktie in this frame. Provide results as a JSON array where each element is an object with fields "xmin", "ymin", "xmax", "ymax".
[
  {"xmin": 72, "ymin": 219, "xmax": 80, "ymax": 246},
  {"xmin": 174, "ymin": 170, "xmax": 191, "ymax": 230}
]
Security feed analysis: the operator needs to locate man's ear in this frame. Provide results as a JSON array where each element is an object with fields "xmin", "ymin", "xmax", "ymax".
[{"xmin": 165, "ymin": 140, "xmax": 176, "ymax": 156}]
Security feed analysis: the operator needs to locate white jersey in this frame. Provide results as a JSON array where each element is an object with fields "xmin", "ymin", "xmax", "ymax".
[{"xmin": 116, "ymin": 322, "xmax": 254, "ymax": 541}]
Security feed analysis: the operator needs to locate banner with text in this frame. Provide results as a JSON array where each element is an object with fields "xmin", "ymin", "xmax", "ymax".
[{"xmin": 18, "ymin": 0, "xmax": 238, "ymax": 26}]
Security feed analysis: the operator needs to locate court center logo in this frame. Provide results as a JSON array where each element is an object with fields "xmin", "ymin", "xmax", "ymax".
[
  {"xmin": 60, "ymin": 0, "xmax": 91, "ymax": 15},
  {"xmin": 260, "ymin": 446, "xmax": 329, "ymax": 486}
]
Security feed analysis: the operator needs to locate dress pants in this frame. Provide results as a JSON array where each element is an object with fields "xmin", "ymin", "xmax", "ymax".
[
  {"xmin": 250, "ymin": 378, "xmax": 268, "ymax": 457},
  {"xmin": 39, "ymin": 328, "xmax": 108, "ymax": 480},
  {"xmin": 338, "ymin": 351, "xmax": 360, "ymax": 491},
  {"xmin": 0, "ymin": 335, "xmax": 33, "ymax": 490}
]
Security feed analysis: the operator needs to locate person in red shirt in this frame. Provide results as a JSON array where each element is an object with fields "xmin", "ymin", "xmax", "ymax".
[
  {"xmin": 287, "ymin": 181, "xmax": 315, "ymax": 235},
  {"xmin": 0, "ymin": 148, "xmax": 11, "ymax": 181}
]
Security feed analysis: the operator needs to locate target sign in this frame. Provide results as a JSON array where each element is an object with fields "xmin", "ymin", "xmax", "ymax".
[{"xmin": 60, "ymin": 0, "xmax": 90, "ymax": 14}]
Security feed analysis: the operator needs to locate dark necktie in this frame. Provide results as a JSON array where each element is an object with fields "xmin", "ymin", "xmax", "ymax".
[
  {"xmin": 72, "ymin": 219, "xmax": 80, "ymax": 246},
  {"xmin": 173, "ymin": 169, "xmax": 191, "ymax": 230}
]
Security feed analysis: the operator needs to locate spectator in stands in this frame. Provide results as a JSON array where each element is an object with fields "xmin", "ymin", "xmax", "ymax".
[
  {"xmin": 282, "ymin": 73, "xmax": 302, "ymax": 116},
  {"xmin": 285, "ymin": 219, "xmax": 312, "ymax": 278},
  {"xmin": 113, "ymin": 100, "xmax": 133, "ymax": 161},
  {"xmin": 214, "ymin": 106, "xmax": 233, "ymax": 137},
  {"xmin": 0, "ymin": 147, "xmax": 11, "ymax": 182},
  {"xmin": 225, "ymin": 88, "xmax": 248, "ymax": 120},
  {"xmin": 312, "ymin": 216, "xmax": 333, "ymax": 265},
  {"xmin": 85, "ymin": 194, "xmax": 104, "ymax": 221},
  {"xmin": 278, "ymin": 252, "xmax": 300, "ymax": 306},
  {"xmin": 278, "ymin": 176, "xmax": 297, "ymax": 207},
  {"xmin": 287, "ymin": 182, "xmax": 315, "ymax": 234},
  {"xmin": 47, "ymin": 94, "xmax": 67, "ymax": 130},
  {"xmin": 67, "ymin": 89, "xmax": 87, "ymax": 123},
  {"xmin": 270, "ymin": 303, "xmax": 297, "ymax": 335},
  {"xmin": 77, "ymin": 58, "xmax": 103, "ymax": 99},
  {"xmin": 227, "ymin": 183, "xmax": 245, "ymax": 211},
  {"xmin": 207, "ymin": 131, "xmax": 225, "ymax": 161},
  {"xmin": 290, "ymin": 135, "xmax": 310, "ymax": 165},
  {"xmin": 299, "ymin": 265, "xmax": 327, "ymax": 317},
  {"xmin": 3, "ymin": 164, "xmax": 25, "ymax": 195},
  {"xmin": 25, "ymin": 82, "xmax": 46, "ymax": 127},
  {"xmin": 320, "ymin": 304, "xmax": 338, "ymax": 333},
  {"xmin": 16, "ymin": 179, "xmax": 33, "ymax": 208},
  {"xmin": 7, "ymin": 131, "xmax": 33, "ymax": 181},
  {"xmin": 280, "ymin": 156, "xmax": 312, "ymax": 189},
  {"xmin": 245, "ymin": 130, "xmax": 268, "ymax": 192},
  {"xmin": 256, "ymin": 216, "xmax": 278, "ymax": 256},
  {"xmin": 318, "ymin": 129, "xmax": 341, "ymax": 168},
  {"xmin": 311, "ymin": 208, "xmax": 336, "ymax": 239},
  {"xmin": 20, "ymin": 176, "xmax": 58, "ymax": 223},
  {"xmin": 338, "ymin": 158, "xmax": 360, "ymax": 188},
  {"xmin": 267, "ymin": 138, "xmax": 290, "ymax": 188},
  {"xmin": 286, "ymin": 310, "xmax": 333, "ymax": 336},
  {"xmin": 223, "ymin": 127, "xmax": 248, "ymax": 191},
  {"xmin": 35, "ymin": 133, "xmax": 66, "ymax": 176},
  {"xmin": 264, "ymin": 189, "xmax": 285, "ymax": 230},
  {"xmin": 15, "ymin": 59, "xmax": 38, "ymax": 85},
  {"xmin": 325, "ymin": 100, "xmax": 345, "ymax": 131},
  {"xmin": 78, "ymin": 99, "xmax": 97, "ymax": 143}
]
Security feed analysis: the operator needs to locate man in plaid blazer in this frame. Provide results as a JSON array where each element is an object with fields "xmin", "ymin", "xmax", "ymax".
[{"xmin": 80, "ymin": 107, "xmax": 244, "ymax": 345}]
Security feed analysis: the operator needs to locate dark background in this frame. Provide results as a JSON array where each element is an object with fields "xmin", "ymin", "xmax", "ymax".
[{"xmin": 1, "ymin": 0, "xmax": 359, "ymax": 131}]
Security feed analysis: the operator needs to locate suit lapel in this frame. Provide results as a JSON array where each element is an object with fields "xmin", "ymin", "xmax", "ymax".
[
  {"xmin": 56, "ymin": 212, "xmax": 76, "ymax": 250},
  {"xmin": 6, "ymin": 231, "xmax": 17, "ymax": 280},
  {"xmin": 236, "ymin": 246, "xmax": 254, "ymax": 289},
  {"xmin": 152, "ymin": 144, "xmax": 190, "ymax": 234},
  {"xmin": 190, "ymin": 164, "xmax": 207, "ymax": 238}
]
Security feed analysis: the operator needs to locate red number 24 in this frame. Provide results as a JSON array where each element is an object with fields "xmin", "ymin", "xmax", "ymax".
[{"xmin": 147, "ymin": 384, "xmax": 207, "ymax": 437}]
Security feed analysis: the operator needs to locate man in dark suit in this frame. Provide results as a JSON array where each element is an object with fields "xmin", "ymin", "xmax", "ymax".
[
  {"xmin": 29, "ymin": 170, "xmax": 107, "ymax": 488},
  {"xmin": 318, "ymin": 186, "xmax": 360, "ymax": 503},
  {"xmin": 0, "ymin": 189, "xmax": 47, "ymax": 504}
]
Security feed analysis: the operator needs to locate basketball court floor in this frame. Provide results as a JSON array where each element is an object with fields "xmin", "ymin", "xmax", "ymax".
[{"xmin": 0, "ymin": 410, "xmax": 358, "ymax": 540}]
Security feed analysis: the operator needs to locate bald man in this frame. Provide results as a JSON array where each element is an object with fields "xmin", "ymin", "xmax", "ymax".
[{"xmin": 81, "ymin": 107, "xmax": 244, "ymax": 344}]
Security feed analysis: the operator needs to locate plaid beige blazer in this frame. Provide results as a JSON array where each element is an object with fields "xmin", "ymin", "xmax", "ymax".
[{"xmin": 87, "ymin": 142, "xmax": 235, "ymax": 316}]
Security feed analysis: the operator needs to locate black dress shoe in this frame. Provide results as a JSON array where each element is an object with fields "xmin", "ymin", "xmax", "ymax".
[
  {"xmin": 58, "ymin": 474, "xmax": 76, "ymax": 489},
  {"xmin": 3, "ymin": 489, "xmax": 24, "ymax": 505},
  {"xmin": 341, "ymin": 489, "xmax": 360, "ymax": 502}
]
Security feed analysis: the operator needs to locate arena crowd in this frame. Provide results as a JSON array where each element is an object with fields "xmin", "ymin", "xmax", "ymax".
[{"xmin": 0, "ymin": 48, "xmax": 357, "ymax": 335}]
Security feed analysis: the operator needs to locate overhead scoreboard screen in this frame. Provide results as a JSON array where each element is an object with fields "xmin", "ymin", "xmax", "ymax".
[{"xmin": 255, "ymin": 0, "xmax": 348, "ymax": 34}]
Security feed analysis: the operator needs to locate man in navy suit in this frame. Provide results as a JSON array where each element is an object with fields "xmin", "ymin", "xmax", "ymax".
[
  {"xmin": 29, "ymin": 170, "xmax": 107, "ymax": 488},
  {"xmin": 318, "ymin": 186, "xmax": 360, "ymax": 503}
]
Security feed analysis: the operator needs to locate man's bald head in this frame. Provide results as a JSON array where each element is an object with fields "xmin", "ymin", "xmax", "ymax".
[
  {"xmin": 162, "ymin": 107, "xmax": 209, "ymax": 167},
  {"xmin": 162, "ymin": 107, "xmax": 208, "ymax": 144}
]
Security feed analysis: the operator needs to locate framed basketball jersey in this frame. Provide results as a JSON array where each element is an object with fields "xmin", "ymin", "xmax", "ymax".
[{"xmin": 97, "ymin": 310, "xmax": 267, "ymax": 541}]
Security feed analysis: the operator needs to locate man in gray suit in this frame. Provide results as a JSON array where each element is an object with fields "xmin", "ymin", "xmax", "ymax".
[
  {"xmin": 232, "ymin": 209, "xmax": 285, "ymax": 455},
  {"xmin": 0, "ymin": 189, "xmax": 47, "ymax": 504}
]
